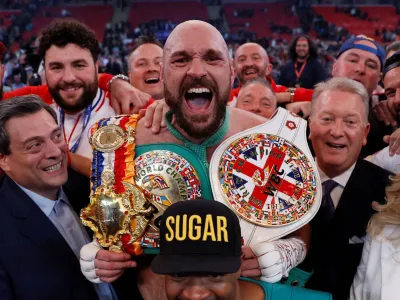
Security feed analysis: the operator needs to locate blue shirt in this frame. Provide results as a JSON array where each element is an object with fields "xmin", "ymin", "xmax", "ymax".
[{"xmin": 18, "ymin": 184, "xmax": 118, "ymax": 300}]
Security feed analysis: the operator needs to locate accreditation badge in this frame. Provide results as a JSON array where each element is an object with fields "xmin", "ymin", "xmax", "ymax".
[{"xmin": 210, "ymin": 107, "xmax": 322, "ymax": 246}]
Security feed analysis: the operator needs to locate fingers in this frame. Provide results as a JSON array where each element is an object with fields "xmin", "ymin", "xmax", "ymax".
[
  {"xmin": 80, "ymin": 240, "xmax": 102, "ymax": 283},
  {"xmin": 96, "ymin": 249, "xmax": 132, "ymax": 262},
  {"xmin": 138, "ymin": 108, "xmax": 146, "ymax": 117},
  {"xmin": 241, "ymin": 258, "xmax": 260, "ymax": 271},
  {"xmin": 241, "ymin": 268, "xmax": 261, "ymax": 278},
  {"xmin": 143, "ymin": 103, "xmax": 156, "ymax": 128},
  {"xmin": 120, "ymin": 96, "xmax": 132, "ymax": 115},
  {"xmin": 98, "ymin": 271, "xmax": 125, "ymax": 283},
  {"xmin": 151, "ymin": 102, "xmax": 165, "ymax": 133},
  {"xmin": 110, "ymin": 96, "xmax": 122, "ymax": 115},
  {"xmin": 374, "ymin": 101, "xmax": 396, "ymax": 126},
  {"xmin": 94, "ymin": 257, "xmax": 137, "ymax": 271},
  {"xmin": 241, "ymin": 246, "xmax": 256, "ymax": 259},
  {"xmin": 389, "ymin": 130, "xmax": 400, "ymax": 156}
]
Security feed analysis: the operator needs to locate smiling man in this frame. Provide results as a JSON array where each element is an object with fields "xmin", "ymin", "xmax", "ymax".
[
  {"xmin": 299, "ymin": 77, "xmax": 391, "ymax": 299},
  {"xmin": 0, "ymin": 95, "xmax": 120, "ymax": 299},
  {"xmin": 38, "ymin": 19, "xmax": 117, "ymax": 158},
  {"xmin": 80, "ymin": 20, "xmax": 311, "ymax": 299},
  {"xmin": 128, "ymin": 36, "xmax": 164, "ymax": 100}
]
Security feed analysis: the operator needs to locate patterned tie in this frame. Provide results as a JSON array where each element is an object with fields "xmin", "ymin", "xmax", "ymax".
[{"xmin": 313, "ymin": 179, "xmax": 339, "ymax": 228}]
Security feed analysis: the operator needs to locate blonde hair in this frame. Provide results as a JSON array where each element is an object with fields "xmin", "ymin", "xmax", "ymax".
[
  {"xmin": 368, "ymin": 175, "xmax": 400, "ymax": 238},
  {"xmin": 311, "ymin": 77, "xmax": 369, "ymax": 123}
]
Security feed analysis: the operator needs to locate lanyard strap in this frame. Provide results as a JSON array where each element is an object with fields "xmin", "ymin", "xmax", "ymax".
[
  {"xmin": 294, "ymin": 59, "xmax": 307, "ymax": 81},
  {"xmin": 59, "ymin": 104, "xmax": 93, "ymax": 153}
]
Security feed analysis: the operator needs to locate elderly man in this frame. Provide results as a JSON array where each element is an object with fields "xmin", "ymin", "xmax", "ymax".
[
  {"xmin": 80, "ymin": 20, "xmax": 311, "ymax": 299},
  {"xmin": 235, "ymin": 77, "xmax": 277, "ymax": 119},
  {"xmin": 298, "ymin": 77, "xmax": 391, "ymax": 299}
]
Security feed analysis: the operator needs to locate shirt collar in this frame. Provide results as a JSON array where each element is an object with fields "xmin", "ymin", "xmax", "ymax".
[
  {"xmin": 16, "ymin": 184, "xmax": 69, "ymax": 217},
  {"xmin": 316, "ymin": 161, "xmax": 356, "ymax": 188}
]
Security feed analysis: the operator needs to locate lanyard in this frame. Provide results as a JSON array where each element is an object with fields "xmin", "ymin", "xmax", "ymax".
[
  {"xmin": 59, "ymin": 104, "xmax": 93, "ymax": 153},
  {"xmin": 294, "ymin": 59, "xmax": 307, "ymax": 81}
]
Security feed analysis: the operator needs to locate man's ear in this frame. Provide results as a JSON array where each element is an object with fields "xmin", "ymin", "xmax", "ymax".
[{"xmin": 0, "ymin": 154, "xmax": 10, "ymax": 173}]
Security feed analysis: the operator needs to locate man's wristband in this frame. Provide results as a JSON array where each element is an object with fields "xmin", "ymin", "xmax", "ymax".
[
  {"xmin": 287, "ymin": 87, "xmax": 296, "ymax": 103},
  {"xmin": 107, "ymin": 74, "xmax": 129, "ymax": 92}
]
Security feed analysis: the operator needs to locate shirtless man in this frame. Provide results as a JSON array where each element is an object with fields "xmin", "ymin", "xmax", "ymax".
[{"xmin": 79, "ymin": 20, "xmax": 310, "ymax": 299}]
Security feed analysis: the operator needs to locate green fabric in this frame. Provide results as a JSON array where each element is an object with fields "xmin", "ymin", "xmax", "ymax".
[
  {"xmin": 239, "ymin": 277, "xmax": 332, "ymax": 300},
  {"xmin": 164, "ymin": 110, "xmax": 230, "ymax": 173},
  {"xmin": 135, "ymin": 144, "xmax": 213, "ymax": 255},
  {"xmin": 283, "ymin": 267, "xmax": 312, "ymax": 288}
]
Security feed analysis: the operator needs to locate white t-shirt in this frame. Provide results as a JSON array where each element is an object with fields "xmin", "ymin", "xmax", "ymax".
[
  {"xmin": 51, "ymin": 88, "xmax": 116, "ymax": 158},
  {"xmin": 366, "ymin": 146, "xmax": 400, "ymax": 174}
]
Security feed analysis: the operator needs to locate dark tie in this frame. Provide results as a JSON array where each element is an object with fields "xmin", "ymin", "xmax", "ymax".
[{"xmin": 313, "ymin": 179, "xmax": 339, "ymax": 228}]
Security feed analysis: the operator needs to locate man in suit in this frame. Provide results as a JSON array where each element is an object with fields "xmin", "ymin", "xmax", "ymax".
[
  {"xmin": 300, "ymin": 77, "xmax": 391, "ymax": 299},
  {"xmin": 0, "ymin": 95, "xmax": 140, "ymax": 299}
]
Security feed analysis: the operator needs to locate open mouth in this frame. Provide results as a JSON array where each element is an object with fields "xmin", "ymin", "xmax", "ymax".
[
  {"xmin": 184, "ymin": 87, "xmax": 214, "ymax": 111},
  {"xmin": 244, "ymin": 69, "xmax": 258, "ymax": 76},
  {"xmin": 144, "ymin": 77, "xmax": 160, "ymax": 84},
  {"xmin": 43, "ymin": 161, "xmax": 63, "ymax": 173},
  {"xmin": 326, "ymin": 142, "xmax": 346, "ymax": 150}
]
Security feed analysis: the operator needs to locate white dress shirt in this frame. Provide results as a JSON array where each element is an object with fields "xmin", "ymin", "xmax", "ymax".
[{"xmin": 317, "ymin": 162, "xmax": 356, "ymax": 208}]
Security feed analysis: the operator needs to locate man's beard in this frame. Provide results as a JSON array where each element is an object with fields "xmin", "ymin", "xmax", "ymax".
[
  {"xmin": 164, "ymin": 76, "xmax": 230, "ymax": 140},
  {"xmin": 237, "ymin": 64, "xmax": 267, "ymax": 85},
  {"xmin": 48, "ymin": 76, "xmax": 98, "ymax": 113}
]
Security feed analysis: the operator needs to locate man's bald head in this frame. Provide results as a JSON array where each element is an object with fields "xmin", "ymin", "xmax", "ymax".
[
  {"xmin": 233, "ymin": 42, "xmax": 272, "ymax": 85},
  {"xmin": 161, "ymin": 20, "xmax": 233, "ymax": 140},
  {"xmin": 164, "ymin": 20, "xmax": 229, "ymax": 61}
]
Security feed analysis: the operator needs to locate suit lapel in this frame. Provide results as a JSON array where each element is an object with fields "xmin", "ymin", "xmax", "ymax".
[{"xmin": 3, "ymin": 176, "xmax": 77, "ymax": 258}]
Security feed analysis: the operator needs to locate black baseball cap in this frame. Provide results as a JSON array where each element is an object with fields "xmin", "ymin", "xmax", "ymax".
[
  {"xmin": 383, "ymin": 50, "xmax": 400, "ymax": 79},
  {"xmin": 151, "ymin": 199, "xmax": 242, "ymax": 275}
]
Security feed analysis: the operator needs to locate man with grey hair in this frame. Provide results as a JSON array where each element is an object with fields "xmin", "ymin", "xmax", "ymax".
[
  {"xmin": 299, "ymin": 77, "xmax": 391, "ymax": 299},
  {"xmin": 235, "ymin": 77, "xmax": 277, "ymax": 119},
  {"xmin": 0, "ymin": 95, "xmax": 141, "ymax": 299}
]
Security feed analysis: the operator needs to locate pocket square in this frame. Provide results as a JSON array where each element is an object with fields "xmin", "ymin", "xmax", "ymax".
[{"xmin": 349, "ymin": 235, "xmax": 366, "ymax": 244}]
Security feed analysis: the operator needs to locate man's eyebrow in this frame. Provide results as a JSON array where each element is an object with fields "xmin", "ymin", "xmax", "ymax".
[
  {"xmin": 170, "ymin": 50, "xmax": 191, "ymax": 58},
  {"xmin": 22, "ymin": 128, "xmax": 60, "ymax": 146}
]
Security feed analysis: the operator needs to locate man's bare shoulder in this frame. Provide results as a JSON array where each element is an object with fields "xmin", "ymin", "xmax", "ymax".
[
  {"xmin": 228, "ymin": 107, "xmax": 267, "ymax": 132},
  {"xmin": 135, "ymin": 117, "xmax": 181, "ymax": 146}
]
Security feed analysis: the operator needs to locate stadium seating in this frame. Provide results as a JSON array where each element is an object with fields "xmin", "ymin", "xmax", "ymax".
[
  {"xmin": 224, "ymin": 2, "xmax": 299, "ymax": 40},
  {"xmin": 23, "ymin": 5, "xmax": 113, "ymax": 42},
  {"xmin": 128, "ymin": 1, "xmax": 208, "ymax": 28}
]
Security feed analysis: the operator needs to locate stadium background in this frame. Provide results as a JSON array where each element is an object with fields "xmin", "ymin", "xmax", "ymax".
[{"xmin": 1, "ymin": 0, "xmax": 399, "ymax": 90}]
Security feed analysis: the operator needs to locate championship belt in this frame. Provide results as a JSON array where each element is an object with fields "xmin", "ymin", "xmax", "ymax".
[
  {"xmin": 81, "ymin": 115, "xmax": 151, "ymax": 255},
  {"xmin": 210, "ymin": 107, "xmax": 322, "ymax": 246},
  {"xmin": 82, "ymin": 114, "xmax": 212, "ymax": 255},
  {"xmin": 135, "ymin": 144, "xmax": 212, "ymax": 254}
]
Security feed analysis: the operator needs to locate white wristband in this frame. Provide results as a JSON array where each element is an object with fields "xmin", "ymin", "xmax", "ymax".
[
  {"xmin": 251, "ymin": 238, "xmax": 306, "ymax": 283},
  {"xmin": 80, "ymin": 239, "xmax": 102, "ymax": 283}
]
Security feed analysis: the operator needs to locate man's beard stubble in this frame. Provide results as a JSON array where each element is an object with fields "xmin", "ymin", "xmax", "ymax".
[
  {"xmin": 48, "ymin": 75, "xmax": 98, "ymax": 113},
  {"xmin": 164, "ymin": 76, "xmax": 231, "ymax": 140},
  {"xmin": 237, "ymin": 64, "xmax": 267, "ymax": 85}
]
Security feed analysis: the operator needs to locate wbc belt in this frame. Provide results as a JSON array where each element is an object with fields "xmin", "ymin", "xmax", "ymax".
[
  {"xmin": 81, "ymin": 114, "xmax": 212, "ymax": 255},
  {"xmin": 135, "ymin": 144, "xmax": 212, "ymax": 254},
  {"xmin": 210, "ymin": 107, "xmax": 322, "ymax": 246}
]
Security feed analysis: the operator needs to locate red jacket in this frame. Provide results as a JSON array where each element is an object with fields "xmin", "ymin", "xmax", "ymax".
[{"xmin": 229, "ymin": 76, "xmax": 314, "ymax": 104}]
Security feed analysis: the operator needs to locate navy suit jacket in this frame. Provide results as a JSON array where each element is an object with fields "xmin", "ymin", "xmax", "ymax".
[
  {"xmin": 0, "ymin": 169, "xmax": 142, "ymax": 300},
  {"xmin": 302, "ymin": 159, "xmax": 391, "ymax": 300}
]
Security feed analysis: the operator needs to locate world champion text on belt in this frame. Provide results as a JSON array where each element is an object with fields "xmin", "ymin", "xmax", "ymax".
[{"xmin": 80, "ymin": 115, "xmax": 206, "ymax": 254}]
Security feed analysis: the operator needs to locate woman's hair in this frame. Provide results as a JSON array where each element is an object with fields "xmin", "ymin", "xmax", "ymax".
[{"xmin": 368, "ymin": 175, "xmax": 400, "ymax": 238}]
